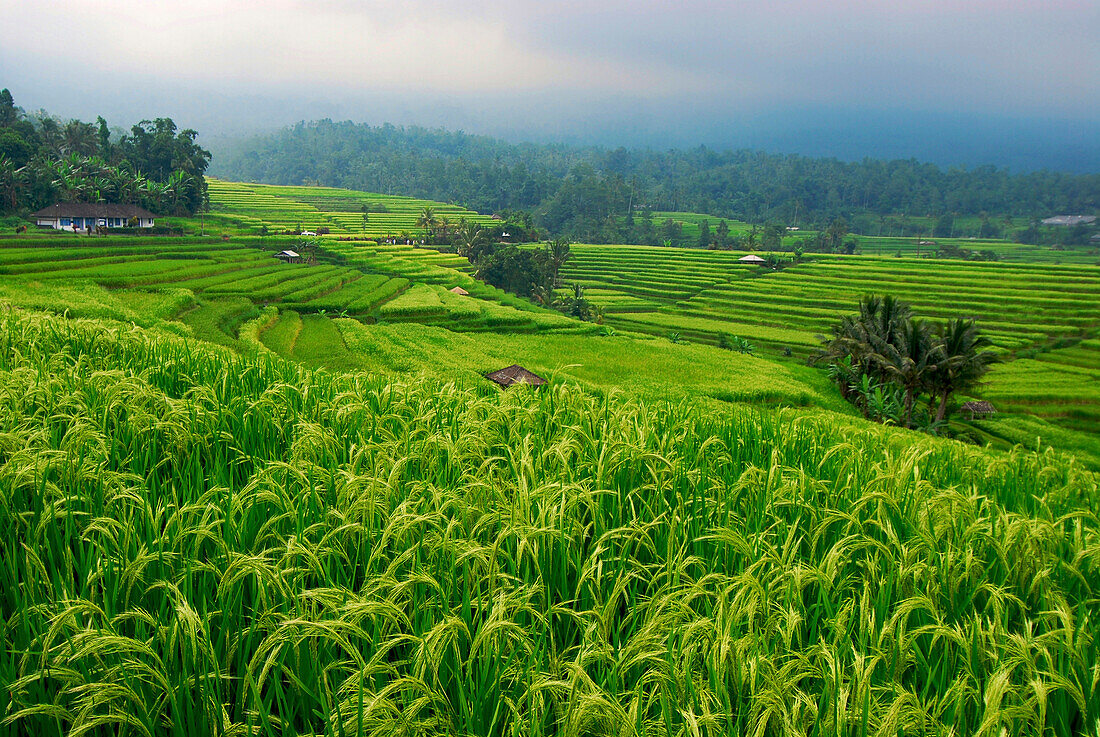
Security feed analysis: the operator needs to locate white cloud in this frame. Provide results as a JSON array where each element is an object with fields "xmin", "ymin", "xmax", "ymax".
[{"xmin": 1, "ymin": 0, "xmax": 1097, "ymax": 115}]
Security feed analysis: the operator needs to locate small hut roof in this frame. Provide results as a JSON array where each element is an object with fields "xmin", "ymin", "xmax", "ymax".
[
  {"xmin": 485, "ymin": 364, "xmax": 548, "ymax": 388},
  {"xmin": 739, "ymin": 254, "xmax": 766, "ymax": 263},
  {"xmin": 276, "ymin": 250, "xmax": 300, "ymax": 258},
  {"xmin": 961, "ymin": 400, "xmax": 996, "ymax": 413},
  {"xmin": 449, "ymin": 286, "xmax": 470, "ymax": 295}
]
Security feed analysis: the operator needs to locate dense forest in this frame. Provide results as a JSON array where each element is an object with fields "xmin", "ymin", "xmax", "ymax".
[
  {"xmin": 213, "ymin": 119, "xmax": 1099, "ymax": 241},
  {"xmin": 0, "ymin": 89, "xmax": 210, "ymax": 217}
]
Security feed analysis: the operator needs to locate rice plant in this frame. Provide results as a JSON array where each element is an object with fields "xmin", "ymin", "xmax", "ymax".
[{"xmin": 0, "ymin": 307, "xmax": 1097, "ymax": 736}]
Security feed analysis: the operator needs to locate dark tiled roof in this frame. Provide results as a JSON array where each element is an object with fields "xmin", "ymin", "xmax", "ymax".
[
  {"xmin": 32, "ymin": 203, "xmax": 157, "ymax": 219},
  {"xmin": 485, "ymin": 364, "xmax": 547, "ymax": 388}
]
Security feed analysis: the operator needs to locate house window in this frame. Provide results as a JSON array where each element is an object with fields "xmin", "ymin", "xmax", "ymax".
[{"xmin": 61, "ymin": 218, "xmax": 71, "ymax": 226}]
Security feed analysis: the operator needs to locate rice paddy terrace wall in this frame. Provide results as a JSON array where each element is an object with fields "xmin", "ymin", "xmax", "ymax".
[{"xmin": 0, "ymin": 235, "xmax": 574, "ymax": 337}]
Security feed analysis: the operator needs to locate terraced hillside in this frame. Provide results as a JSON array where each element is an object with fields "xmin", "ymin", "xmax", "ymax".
[
  {"xmin": 206, "ymin": 179, "xmax": 496, "ymax": 236},
  {"xmin": 561, "ymin": 245, "xmax": 1100, "ymax": 448},
  {"xmin": 0, "ymin": 235, "xmax": 571, "ymax": 338}
]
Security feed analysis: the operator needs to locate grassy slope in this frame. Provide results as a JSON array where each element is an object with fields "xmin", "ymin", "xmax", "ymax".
[{"xmin": 1, "ymin": 308, "xmax": 1097, "ymax": 736}]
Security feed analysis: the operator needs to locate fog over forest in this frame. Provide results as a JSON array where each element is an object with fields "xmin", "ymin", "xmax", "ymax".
[{"xmin": 2, "ymin": 0, "xmax": 1097, "ymax": 172}]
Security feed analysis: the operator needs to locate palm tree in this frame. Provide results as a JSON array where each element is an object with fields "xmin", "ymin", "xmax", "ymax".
[
  {"xmin": 928, "ymin": 318, "xmax": 998, "ymax": 422},
  {"xmin": 877, "ymin": 318, "xmax": 938, "ymax": 428},
  {"xmin": 545, "ymin": 238, "xmax": 572, "ymax": 287},
  {"xmin": 0, "ymin": 155, "xmax": 22, "ymax": 211},
  {"xmin": 415, "ymin": 207, "xmax": 438, "ymax": 241},
  {"xmin": 823, "ymin": 295, "xmax": 912, "ymax": 383},
  {"xmin": 456, "ymin": 222, "xmax": 489, "ymax": 259}
]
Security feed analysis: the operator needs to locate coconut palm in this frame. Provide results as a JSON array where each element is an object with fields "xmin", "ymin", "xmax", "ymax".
[
  {"xmin": 928, "ymin": 318, "xmax": 998, "ymax": 422},
  {"xmin": 0, "ymin": 155, "xmax": 22, "ymax": 211},
  {"xmin": 545, "ymin": 238, "xmax": 572, "ymax": 287},
  {"xmin": 455, "ymin": 221, "xmax": 489, "ymax": 259},
  {"xmin": 877, "ymin": 317, "xmax": 938, "ymax": 428},
  {"xmin": 416, "ymin": 206, "xmax": 439, "ymax": 240}
]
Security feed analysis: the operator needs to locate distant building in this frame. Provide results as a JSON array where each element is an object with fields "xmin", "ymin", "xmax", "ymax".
[
  {"xmin": 1041, "ymin": 215, "xmax": 1097, "ymax": 227},
  {"xmin": 739, "ymin": 254, "xmax": 766, "ymax": 264},
  {"xmin": 449, "ymin": 286, "xmax": 470, "ymax": 295},
  {"xmin": 274, "ymin": 250, "xmax": 301, "ymax": 263},
  {"xmin": 32, "ymin": 203, "xmax": 156, "ymax": 231}
]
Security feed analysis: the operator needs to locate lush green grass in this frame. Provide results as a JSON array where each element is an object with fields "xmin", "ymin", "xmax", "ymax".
[
  {"xmin": 331, "ymin": 319, "xmax": 841, "ymax": 408},
  {"xmin": 1, "ymin": 308, "xmax": 1097, "ymax": 736},
  {"xmin": 206, "ymin": 179, "xmax": 497, "ymax": 237}
]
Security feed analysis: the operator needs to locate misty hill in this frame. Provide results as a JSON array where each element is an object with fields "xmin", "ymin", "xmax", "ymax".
[{"xmin": 211, "ymin": 119, "xmax": 1100, "ymax": 241}]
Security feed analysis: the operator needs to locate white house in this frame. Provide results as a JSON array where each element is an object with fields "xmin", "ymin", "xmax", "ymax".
[
  {"xmin": 32, "ymin": 203, "xmax": 156, "ymax": 232},
  {"xmin": 1041, "ymin": 215, "xmax": 1096, "ymax": 227}
]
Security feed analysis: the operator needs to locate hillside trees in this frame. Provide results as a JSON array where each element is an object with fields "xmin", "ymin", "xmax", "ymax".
[
  {"xmin": 0, "ymin": 89, "xmax": 209, "ymax": 216},
  {"xmin": 818, "ymin": 295, "xmax": 997, "ymax": 428},
  {"xmin": 211, "ymin": 119, "xmax": 1100, "ymax": 240}
]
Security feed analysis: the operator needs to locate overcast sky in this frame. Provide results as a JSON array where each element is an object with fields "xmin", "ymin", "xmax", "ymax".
[{"xmin": 2, "ymin": 0, "xmax": 1098, "ymax": 169}]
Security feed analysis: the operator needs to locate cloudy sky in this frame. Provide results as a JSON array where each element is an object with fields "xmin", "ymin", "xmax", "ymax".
[{"xmin": 2, "ymin": 0, "xmax": 1098, "ymax": 169}]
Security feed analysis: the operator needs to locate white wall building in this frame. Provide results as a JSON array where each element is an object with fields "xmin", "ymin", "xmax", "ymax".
[{"xmin": 32, "ymin": 203, "xmax": 156, "ymax": 232}]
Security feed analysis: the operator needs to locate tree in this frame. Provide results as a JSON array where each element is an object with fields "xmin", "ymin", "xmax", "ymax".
[
  {"xmin": 697, "ymin": 219, "xmax": 712, "ymax": 249},
  {"xmin": 762, "ymin": 223, "xmax": 784, "ymax": 250},
  {"xmin": 824, "ymin": 218, "xmax": 849, "ymax": 251},
  {"xmin": 96, "ymin": 116, "xmax": 113, "ymax": 161},
  {"xmin": 0, "ymin": 88, "xmax": 16, "ymax": 127},
  {"xmin": 416, "ymin": 206, "xmax": 438, "ymax": 240},
  {"xmin": 545, "ymin": 238, "xmax": 571, "ymax": 287},
  {"xmin": 456, "ymin": 221, "xmax": 490, "ymax": 260},
  {"xmin": 0, "ymin": 155, "xmax": 23, "ymax": 211},
  {"xmin": 715, "ymin": 220, "xmax": 730, "ymax": 249},
  {"xmin": 877, "ymin": 318, "xmax": 937, "ymax": 428},
  {"xmin": 927, "ymin": 318, "xmax": 998, "ymax": 422}
]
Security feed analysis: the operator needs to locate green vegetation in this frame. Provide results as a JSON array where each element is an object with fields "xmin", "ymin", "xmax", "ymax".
[
  {"xmin": 210, "ymin": 119, "xmax": 1098, "ymax": 242},
  {"xmin": 817, "ymin": 295, "xmax": 998, "ymax": 428},
  {"xmin": 2, "ymin": 176, "xmax": 1100, "ymax": 734},
  {"xmin": 0, "ymin": 89, "xmax": 209, "ymax": 216},
  {"xmin": 1, "ymin": 307, "xmax": 1098, "ymax": 736},
  {"xmin": 206, "ymin": 179, "xmax": 496, "ymax": 237},
  {"xmin": 561, "ymin": 244, "xmax": 1100, "ymax": 466}
]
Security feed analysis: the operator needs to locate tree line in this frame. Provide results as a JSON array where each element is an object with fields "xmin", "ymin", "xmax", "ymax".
[
  {"xmin": 212, "ymin": 119, "xmax": 1098, "ymax": 241},
  {"xmin": 0, "ymin": 89, "xmax": 210, "ymax": 216}
]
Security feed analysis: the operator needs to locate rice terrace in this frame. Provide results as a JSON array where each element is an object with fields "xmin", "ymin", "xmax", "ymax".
[{"xmin": 1, "ymin": 78, "xmax": 1099, "ymax": 737}]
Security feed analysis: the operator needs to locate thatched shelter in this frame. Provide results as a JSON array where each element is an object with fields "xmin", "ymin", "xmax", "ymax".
[
  {"xmin": 449, "ymin": 286, "xmax": 470, "ymax": 296},
  {"xmin": 738, "ymin": 254, "xmax": 766, "ymax": 264},
  {"xmin": 485, "ymin": 364, "xmax": 547, "ymax": 388},
  {"xmin": 961, "ymin": 400, "xmax": 996, "ymax": 420}
]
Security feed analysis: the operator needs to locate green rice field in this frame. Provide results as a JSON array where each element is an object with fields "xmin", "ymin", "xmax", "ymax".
[
  {"xmin": 560, "ymin": 245, "xmax": 1100, "ymax": 457},
  {"xmin": 205, "ymin": 179, "xmax": 497, "ymax": 237},
  {"xmin": 2, "ymin": 180, "xmax": 1100, "ymax": 734},
  {"xmin": 1, "ymin": 307, "xmax": 1098, "ymax": 736},
  {"xmin": 0, "ymin": 233, "xmax": 571, "ymax": 335}
]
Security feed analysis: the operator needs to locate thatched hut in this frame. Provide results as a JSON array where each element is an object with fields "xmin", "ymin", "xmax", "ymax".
[
  {"xmin": 449, "ymin": 286, "xmax": 470, "ymax": 296},
  {"xmin": 485, "ymin": 364, "xmax": 548, "ymax": 388},
  {"xmin": 961, "ymin": 400, "xmax": 996, "ymax": 420}
]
